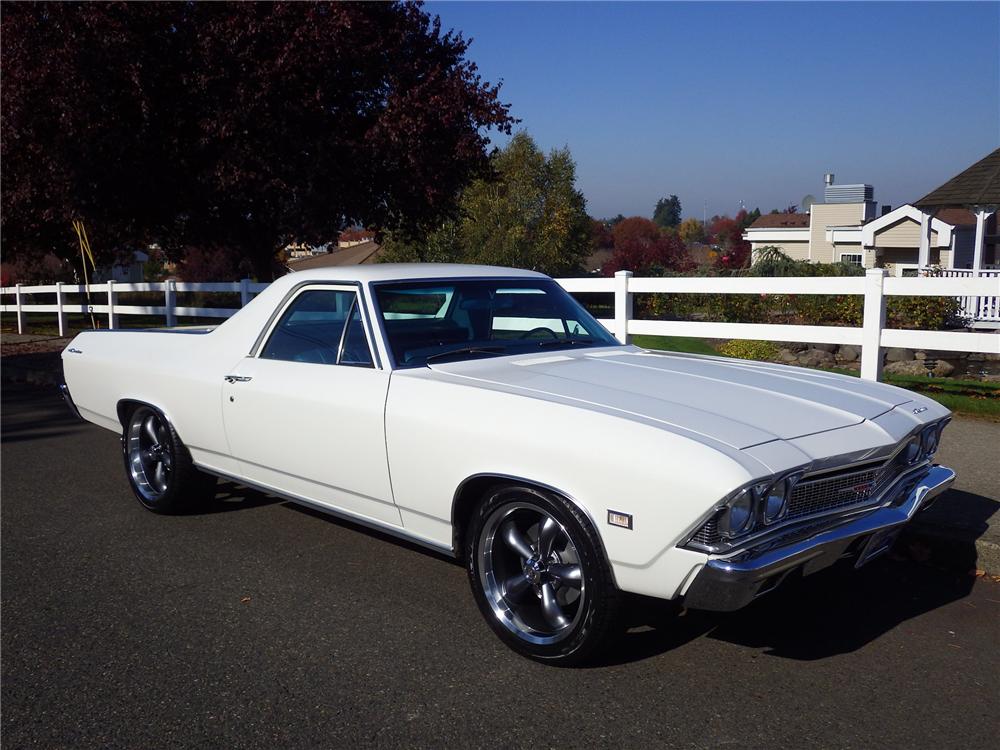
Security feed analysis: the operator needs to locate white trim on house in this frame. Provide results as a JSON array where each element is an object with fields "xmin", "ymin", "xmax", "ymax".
[
  {"xmin": 826, "ymin": 226, "xmax": 863, "ymax": 244},
  {"xmin": 740, "ymin": 228, "xmax": 811, "ymax": 243},
  {"xmin": 860, "ymin": 204, "xmax": 953, "ymax": 248}
]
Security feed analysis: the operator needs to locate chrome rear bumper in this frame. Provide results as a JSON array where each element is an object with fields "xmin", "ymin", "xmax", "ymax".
[{"xmin": 683, "ymin": 465, "xmax": 956, "ymax": 612}]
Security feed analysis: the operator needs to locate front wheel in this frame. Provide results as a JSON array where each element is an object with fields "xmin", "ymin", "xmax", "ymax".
[
  {"xmin": 466, "ymin": 485, "xmax": 620, "ymax": 665},
  {"xmin": 122, "ymin": 405, "xmax": 215, "ymax": 513}
]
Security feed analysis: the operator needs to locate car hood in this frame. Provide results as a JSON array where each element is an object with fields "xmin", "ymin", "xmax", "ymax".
[{"xmin": 429, "ymin": 347, "xmax": 915, "ymax": 450}]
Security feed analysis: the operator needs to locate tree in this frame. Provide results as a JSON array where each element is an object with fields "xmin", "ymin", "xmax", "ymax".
[
  {"xmin": 1, "ymin": 2, "xmax": 513, "ymax": 277},
  {"xmin": 604, "ymin": 217, "xmax": 689, "ymax": 276},
  {"xmin": 381, "ymin": 133, "xmax": 592, "ymax": 275},
  {"xmin": 677, "ymin": 217, "xmax": 705, "ymax": 245},
  {"xmin": 652, "ymin": 195, "xmax": 682, "ymax": 229}
]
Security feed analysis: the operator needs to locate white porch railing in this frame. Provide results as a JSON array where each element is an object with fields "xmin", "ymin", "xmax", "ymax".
[
  {"xmin": 2, "ymin": 271, "xmax": 998, "ymax": 382},
  {"xmin": 928, "ymin": 268, "xmax": 1000, "ymax": 325},
  {"xmin": 555, "ymin": 269, "xmax": 1000, "ymax": 381}
]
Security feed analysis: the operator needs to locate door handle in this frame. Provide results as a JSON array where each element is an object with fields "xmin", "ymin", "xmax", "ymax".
[{"xmin": 224, "ymin": 375, "xmax": 253, "ymax": 384}]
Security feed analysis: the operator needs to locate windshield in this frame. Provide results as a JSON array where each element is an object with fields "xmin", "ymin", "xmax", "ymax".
[{"xmin": 373, "ymin": 278, "xmax": 620, "ymax": 367}]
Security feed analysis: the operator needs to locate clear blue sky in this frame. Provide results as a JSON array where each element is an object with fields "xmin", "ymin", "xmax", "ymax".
[{"xmin": 427, "ymin": 1, "xmax": 1000, "ymax": 220}]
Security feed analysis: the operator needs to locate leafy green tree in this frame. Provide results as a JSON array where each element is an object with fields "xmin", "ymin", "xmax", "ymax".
[
  {"xmin": 653, "ymin": 195, "xmax": 682, "ymax": 229},
  {"xmin": 381, "ymin": 133, "xmax": 592, "ymax": 275}
]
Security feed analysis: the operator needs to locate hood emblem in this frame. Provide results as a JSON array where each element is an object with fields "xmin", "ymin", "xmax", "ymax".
[{"xmin": 912, "ymin": 406, "xmax": 928, "ymax": 414}]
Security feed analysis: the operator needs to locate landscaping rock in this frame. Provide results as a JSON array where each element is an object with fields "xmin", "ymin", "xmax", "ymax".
[
  {"xmin": 779, "ymin": 349, "xmax": 798, "ymax": 363},
  {"xmin": 811, "ymin": 343, "xmax": 837, "ymax": 353},
  {"xmin": 797, "ymin": 348, "xmax": 835, "ymax": 367},
  {"xmin": 885, "ymin": 348, "xmax": 914, "ymax": 362},
  {"xmin": 884, "ymin": 359, "xmax": 955, "ymax": 377},
  {"xmin": 836, "ymin": 345, "xmax": 859, "ymax": 362}
]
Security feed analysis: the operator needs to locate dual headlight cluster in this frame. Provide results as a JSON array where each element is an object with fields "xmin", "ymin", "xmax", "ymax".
[
  {"xmin": 903, "ymin": 421, "xmax": 946, "ymax": 465},
  {"xmin": 718, "ymin": 474, "xmax": 800, "ymax": 539}
]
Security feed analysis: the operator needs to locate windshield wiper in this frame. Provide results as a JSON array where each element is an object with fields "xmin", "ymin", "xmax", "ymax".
[
  {"xmin": 535, "ymin": 338, "xmax": 600, "ymax": 348},
  {"xmin": 424, "ymin": 345, "xmax": 506, "ymax": 364}
]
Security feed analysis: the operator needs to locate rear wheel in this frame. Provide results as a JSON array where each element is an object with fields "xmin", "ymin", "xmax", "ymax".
[
  {"xmin": 466, "ymin": 484, "xmax": 620, "ymax": 665},
  {"xmin": 122, "ymin": 405, "xmax": 215, "ymax": 513}
]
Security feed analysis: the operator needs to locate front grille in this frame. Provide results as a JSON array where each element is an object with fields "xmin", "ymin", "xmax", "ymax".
[
  {"xmin": 787, "ymin": 455, "xmax": 905, "ymax": 521},
  {"xmin": 691, "ymin": 446, "xmax": 915, "ymax": 549}
]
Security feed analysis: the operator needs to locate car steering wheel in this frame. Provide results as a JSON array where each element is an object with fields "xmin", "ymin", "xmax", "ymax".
[{"xmin": 519, "ymin": 327, "xmax": 560, "ymax": 340}]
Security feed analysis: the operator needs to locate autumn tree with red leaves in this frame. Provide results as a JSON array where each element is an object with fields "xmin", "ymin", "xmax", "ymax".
[
  {"xmin": 604, "ymin": 217, "xmax": 690, "ymax": 276},
  {"xmin": 1, "ymin": 2, "xmax": 513, "ymax": 277}
]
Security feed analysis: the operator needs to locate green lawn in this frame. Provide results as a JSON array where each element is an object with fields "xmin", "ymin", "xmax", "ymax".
[
  {"xmin": 630, "ymin": 334, "xmax": 719, "ymax": 357},
  {"xmin": 633, "ymin": 334, "xmax": 999, "ymax": 421}
]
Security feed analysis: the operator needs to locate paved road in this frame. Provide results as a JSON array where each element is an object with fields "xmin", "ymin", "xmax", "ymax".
[{"xmin": 3, "ymin": 384, "xmax": 998, "ymax": 749}]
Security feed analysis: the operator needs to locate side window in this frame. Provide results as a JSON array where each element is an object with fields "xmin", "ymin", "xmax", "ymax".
[
  {"xmin": 260, "ymin": 289, "xmax": 372, "ymax": 367},
  {"xmin": 339, "ymin": 303, "xmax": 374, "ymax": 367}
]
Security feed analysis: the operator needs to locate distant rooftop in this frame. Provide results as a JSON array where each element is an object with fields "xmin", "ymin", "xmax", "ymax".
[{"xmin": 747, "ymin": 213, "xmax": 810, "ymax": 229}]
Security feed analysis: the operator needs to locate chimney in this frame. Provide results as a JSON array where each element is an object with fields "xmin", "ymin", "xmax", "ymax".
[
  {"xmin": 824, "ymin": 173, "xmax": 835, "ymax": 187},
  {"xmin": 881, "ymin": 204, "xmax": 893, "ymax": 216}
]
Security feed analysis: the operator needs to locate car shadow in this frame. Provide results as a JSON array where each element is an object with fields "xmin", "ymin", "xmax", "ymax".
[
  {"xmin": 594, "ymin": 551, "xmax": 978, "ymax": 666},
  {"xmin": 187, "ymin": 480, "xmax": 283, "ymax": 514}
]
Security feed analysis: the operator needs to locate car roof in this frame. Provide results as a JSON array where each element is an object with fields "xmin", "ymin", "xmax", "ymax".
[{"xmin": 281, "ymin": 263, "xmax": 549, "ymax": 285}]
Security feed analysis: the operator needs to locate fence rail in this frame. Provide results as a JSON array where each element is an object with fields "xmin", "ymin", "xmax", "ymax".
[
  {"xmin": 2, "ymin": 271, "xmax": 998, "ymax": 382},
  {"xmin": 556, "ymin": 270, "xmax": 999, "ymax": 381}
]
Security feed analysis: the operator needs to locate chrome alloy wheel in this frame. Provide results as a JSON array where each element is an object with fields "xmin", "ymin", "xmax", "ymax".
[
  {"xmin": 478, "ymin": 502, "xmax": 586, "ymax": 645},
  {"xmin": 126, "ymin": 408, "xmax": 174, "ymax": 503}
]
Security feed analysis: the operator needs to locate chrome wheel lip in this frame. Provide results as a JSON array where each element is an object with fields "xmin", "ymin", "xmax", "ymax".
[
  {"xmin": 127, "ymin": 408, "xmax": 173, "ymax": 503},
  {"xmin": 478, "ymin": 500, "xmax": 586, "ymax": 646}
]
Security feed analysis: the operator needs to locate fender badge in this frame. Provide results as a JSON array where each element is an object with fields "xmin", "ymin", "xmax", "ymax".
[
  {"xmin": 607, "ymin": 510, "xmax": 633, "ymax": 530},
  {"xmin": 913, "ymin": 406, "xmax": 928, "ymax": 414}
]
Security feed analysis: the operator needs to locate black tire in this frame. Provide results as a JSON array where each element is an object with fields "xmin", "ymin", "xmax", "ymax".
[
  {"xmin": 121, "ymin": 405, "xmax": 216, "ymax": 514},
  {"xmin": 466, "ymin": 484, "xmax": 620, "ymax": 665}
]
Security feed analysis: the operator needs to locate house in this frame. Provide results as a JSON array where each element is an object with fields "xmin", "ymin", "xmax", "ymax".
[{"xmin": 744, "ymin": 173, "xmax": 994, "ymax": 275}]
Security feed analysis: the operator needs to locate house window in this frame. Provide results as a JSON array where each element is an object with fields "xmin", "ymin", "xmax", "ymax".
[{"xmin": 840, "ymin": 253, "xmax": 863, "ymax": 267}]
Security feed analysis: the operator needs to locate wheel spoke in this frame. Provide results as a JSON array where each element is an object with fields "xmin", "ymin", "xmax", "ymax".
[
  {"xmin": 153, "ymin": 461, "xmax": 166, "ymax": 492},
  {"xmin": 548, "ymin": 564, "xmax": 582, "ymax": 589},
  {"xmin": 143, "ymin": 415, "xmax": 159, "ymax": 445},
  {"xmin": 501, "ymin": 521, "xmax": 534, "ymax": 560},
  {"xmin": 539, "ymin": 583, "xmax": 568, "ymax": 629},
  {"xmin": 537, "ymin": 516, "xmax": 560, "ymax": 559},
  {"xmin": 502, "ymin": 574, "xmax": 533, "ymax": 601}
]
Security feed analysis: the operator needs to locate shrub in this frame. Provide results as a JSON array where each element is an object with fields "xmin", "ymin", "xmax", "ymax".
[{"xmin": 718, "ymin": 339, "xmax": 780, "ymax": 361}]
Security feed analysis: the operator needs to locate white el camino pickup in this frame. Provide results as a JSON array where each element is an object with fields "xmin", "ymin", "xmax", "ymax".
[{"xmin": 61, "ymin": 264, "xmax": 955, "ymax": 664}]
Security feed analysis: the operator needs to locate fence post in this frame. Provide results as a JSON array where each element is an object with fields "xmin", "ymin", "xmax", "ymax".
[
  {"xmin": 55, "ymin": 282, "xmax": 67, "ymax": 337},
  {"xmin": 15, "ymin": 283, "xmax": 24, "ymax": 334},
  {"xmin": 107, "ymin": 279, "xmax": 118, "ymax": 329},
  {"xmin": 240, "ymin": 277, "xmax": 251, "ymax": 307},
  {"xmin": 614, "ymin": 270, "xmax": 633, "ymax": 344},
  {"xmin": 860, "ymin": 268, "xmax": 887, "ymax": 381},
  {"xmin": 165, "ymin": 280, "xmax": 176, "ymax": 327}
]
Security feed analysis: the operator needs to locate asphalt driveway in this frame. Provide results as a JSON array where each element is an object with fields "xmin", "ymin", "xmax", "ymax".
[{"xmin": 2, "ymin": 383, "xmax": 998, "ymax": 748}]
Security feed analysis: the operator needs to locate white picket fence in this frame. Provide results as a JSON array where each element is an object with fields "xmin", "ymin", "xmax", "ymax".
[{"xmin": 1, "ymin": 270, "xmax": 998, "ymax": 381}]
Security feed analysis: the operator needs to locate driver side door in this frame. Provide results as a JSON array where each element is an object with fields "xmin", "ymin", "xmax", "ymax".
[{"xmin": 221, "ymin": 284, "xmax": 400, "ymax": 527}]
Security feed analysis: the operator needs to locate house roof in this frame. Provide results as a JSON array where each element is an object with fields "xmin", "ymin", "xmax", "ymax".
[
  {"xmin": 746, "ymin": 213, "xmax": 811, "ymax": 229},
  {"xmin": 914, "ymin": 147, "xmax": 1000, "ymax": 207},
  {"xmin": 285, "ymin": 240, "xmax": 383, "ymax": 271},
  {"xmin": 933, "ymin": 208, "xmax": 976, "ymax": 226}
]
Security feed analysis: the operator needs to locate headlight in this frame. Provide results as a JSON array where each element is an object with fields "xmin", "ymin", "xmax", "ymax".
[
  {"xmin": 922, "ymin": 424, "xmax": 940, "ymax": 457},
  {"xmin": 903, "ymin": 436, "xmax": 922, "ymax": 464},
  {"xmin": 762, "ymin": 479, "xmax": 789, "ymax": 524},
  {"xmin": 719, "ymin": 488, "xmax": 755, "ymax": 538}
]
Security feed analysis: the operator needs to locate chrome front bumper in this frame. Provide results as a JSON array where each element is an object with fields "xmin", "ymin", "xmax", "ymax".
[{"xmin": 683, "ymin": 465, "xmax": 956, "ymax": 612}]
